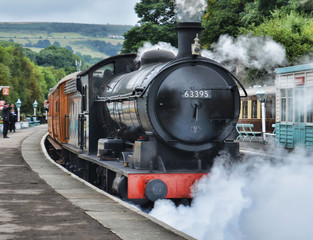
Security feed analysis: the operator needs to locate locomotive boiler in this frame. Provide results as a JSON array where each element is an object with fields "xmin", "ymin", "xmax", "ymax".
[{"xmin": 47, "ymin": 22, "xmax": 246, "ymax": 203}]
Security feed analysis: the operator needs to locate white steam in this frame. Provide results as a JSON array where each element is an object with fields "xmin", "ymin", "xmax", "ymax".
[
  {"xmin": 136, "ymin": 41, "xmax": 178, "ymax": 61},
  {"xmin": 150, "ymin": 148, "xmax": 313, "ymax": 240},
  {"xmin": 295, "ymin": 54, "xmax": 313, "ymax": 65},
  {"xmin": 175, "ymin": 0, "xmax": 207, "ymax": 22},
  {"xmin": 202, "ymin": 34, "xmax": 287, "ymax": 72}
]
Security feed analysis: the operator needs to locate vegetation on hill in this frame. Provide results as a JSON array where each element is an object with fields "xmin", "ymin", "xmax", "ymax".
[
  {"xmin": 0, "ymin": 22, "xmax": 132, "ymax": 38},
  {"xmin": 0, "ymin": 22, "xmax": 131, "ymax": 66}
]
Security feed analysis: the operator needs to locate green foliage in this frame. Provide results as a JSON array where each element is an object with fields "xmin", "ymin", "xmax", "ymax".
[
  {"xmin": 36, "ymin": 46, "xmax": 82, "ymax": 74},
  {"xmin": 38, "ymin": 66, "xmax": 61, "ymax": 97},
  {"xmin": 75, "ymin": 52, "xmax": 102, "ymax": 66},
  {"xmin": 202, "ymin": 0, "xmax": 247, "ymax": 48},
  {"xmin": 0, "ymin": 42, "xmax": 66, "ymax": 113},
  {"xmin": 24, "ymin": 39, "xmax": 51, "ymax": 48},
  {"xmin": 240, "ymin": 10, "xmax": 313, "ymax": 63},
  {"xmin": 23, "ymin": 48, "xmax": 38, "ymax": 63},
  {"xmin": 121, "ymin": 0, "xmax": 177, "ymax": 53},
  {"xmin": 294, "ymin": 0, "xmax": 313, "ymax": 15},
  {"xmin": 122, "ymin": 23, "xmax": 177, "ymax": 53},
  {"xmin": 76, "ymin": 40, "xmax": 122, "ymax": 56},
  {"xmin": 202, "ymin": 0, "xmax": 301, "ymax": 47},
  {"xmin": 135, "ymin": 0, "xmax": 176, "ymax": 25}
]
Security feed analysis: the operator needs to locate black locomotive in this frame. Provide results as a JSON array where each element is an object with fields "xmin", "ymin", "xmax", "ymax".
[{"xmin": 47, "ymin": 22, "xmax": 245, "ymax": 202}]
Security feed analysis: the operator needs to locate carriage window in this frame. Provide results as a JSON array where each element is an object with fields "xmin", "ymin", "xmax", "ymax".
[
  {"xmin": 251, "ymin": 100, "xmax": 257, "ymax": 119},
  {"xmin": 267, "ymin": 97, "xmax": 275, "ymax": 119},
  {"xmin": 307, "ymin": 87, "xmax": 313, "ymax": 123},
  {"xmin": 56, "ymin": 101, "xmax": 59, "ymax": 112},
  {"xmin": 92, "ymin": 63, "xmax": 114, "ymax": 93},
  {"xmin": 242, "ymin": 101, "xmax": 248, "ymax": 119}
]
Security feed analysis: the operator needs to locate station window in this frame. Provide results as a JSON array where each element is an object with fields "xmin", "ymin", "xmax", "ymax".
[
  {"xmin": 242, "ymin": 101, "xmax": 248, "ymax": 119},
  {"xmin": 280, "ymin": 89, "xmax": 293, "ymax": 122},
  {"xmin": 280, "ymin": 89, "xmax": 286, "ymax": 121},
  {"xmin": 294, "ymin": 88, "xmax": 304, "ymax": 123},
  {"xmin": 251, "ymin": 100, "xmax": 257, "ymax": 118},
  {"xmin": 92, "ymin": 63, "xmax": 114, "ymax": 93}
]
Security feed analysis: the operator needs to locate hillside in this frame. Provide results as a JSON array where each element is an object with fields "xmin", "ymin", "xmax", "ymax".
[{"xmin": 0, "ymin": 22, "xmax": 133, "ymax": 60}]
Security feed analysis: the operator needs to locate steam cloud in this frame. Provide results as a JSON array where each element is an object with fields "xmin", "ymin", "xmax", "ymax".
[
  {"xmin": 175, "ymin": 0, "xmax": 207, "ymax": 22},
  {"xmin": 136, "ymin": 41, "xmax": 178, "ymax": 61},
  {"xmin": 202, "ymin": 34, "xmax": 287, "ymax": 72},
  {"xmin": 150, "ymin": 148, "xmax": 313, "ymax": 240}
]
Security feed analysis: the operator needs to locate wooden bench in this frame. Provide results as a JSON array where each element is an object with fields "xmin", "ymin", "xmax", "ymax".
[
  {"xmin": 236, "ymin": 124, "xmax": 261, "ymax": 142},
  {"xmin": 26, "ymin": 117, "xmax": 40, "ymax": 127}
]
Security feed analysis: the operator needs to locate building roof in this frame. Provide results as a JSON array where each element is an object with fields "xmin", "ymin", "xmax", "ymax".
[{"xmin": 275, "ymin": 63, "xmax": 313, "ymax": 74}]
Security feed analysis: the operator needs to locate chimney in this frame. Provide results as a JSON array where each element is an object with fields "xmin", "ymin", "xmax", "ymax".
[{"xmin": 176, "ymin": 22, "xmax": 204, "ymax": 58}]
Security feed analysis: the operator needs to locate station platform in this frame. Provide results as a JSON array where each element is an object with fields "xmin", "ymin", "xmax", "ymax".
[
  {"xmin": 239, "ymin": 139, "xmax": 283, "ymax": 159},
  {"xmin": 0, "ymin": 125, "xmax": 193, "ymax": 240}
]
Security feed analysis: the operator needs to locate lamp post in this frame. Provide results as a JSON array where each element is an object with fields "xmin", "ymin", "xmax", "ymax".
[
  {"xmin": 33, "ymin": 100, "xmax": 38, "ymax": 116},
  {"xmin": 256, "ymin": 86, "xmax": 267, "ymax": 142},
  {"xmin": 15, "ymin": 98, "xmax": 22, "ymax": 122}
]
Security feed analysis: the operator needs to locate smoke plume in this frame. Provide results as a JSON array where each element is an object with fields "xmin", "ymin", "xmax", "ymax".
[
  {"xmin": 202, "ymin": 34, "xmax": 287, "ymax": 72},
  {"xmin": 150, "ymin": 148, "xmax": 313, "ymax": 240},
  {"xmin": 136, "ymin": 41, "xmax": 178, "ymax": 61},
  {"xmin": 175, "ymin": 0, "xmax": 207, "ymax": 22}
]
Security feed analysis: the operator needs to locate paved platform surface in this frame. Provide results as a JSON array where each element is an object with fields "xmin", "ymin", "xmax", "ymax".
[
  {"xmin": 239, "ymin": 140, "xmax": 282, "ymax": 158},
  {"xmin": 0, "ymin": 125, "xmax": 192, "ymax": 240},
  {"xmin": 0, "ymin": 126, "xmax": 121, "ymax": 240}
]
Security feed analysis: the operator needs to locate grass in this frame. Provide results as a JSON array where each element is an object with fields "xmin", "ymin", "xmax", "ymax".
[{"xmin": 0, "ymin": 30, "xmax": 124, "ymax": 59}]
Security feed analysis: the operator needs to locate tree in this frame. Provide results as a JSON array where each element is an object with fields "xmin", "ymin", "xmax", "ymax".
[
  {"xmin": 294, "ymin": 0, "xmax": 313, "ymax": 16},
  {"xmin": 39, "ymin": 66, "xmax": 60, "ymax": 98},
  {"xmin": 53, "ymin": 41, "xmax": 61, "ymax": 47},
  {"xmin": 121, "ymin": 0, "xmax": 177, "ymax": 53},
  {"xmin": 0, "ymin": 42, "xmax": 66, "ymax": 113},
  {"xmin": 202, "ymin": 0, "xmax": 294, "ymax": 47},
  {"xmin": 239, "ymin": 0, "xmax": 291, "ymax": 28},
  {"xmin": 135, "ymin": 0, "xmax": 176, "ymax": 25},
  {"xmin": 240, "ymin": 10, "xmax": 313, "ymax": 64},
  {"xmin": 36, "ymin": 46, "xmax": 82, "ymax": 74},
  {"xmin": 201, "ymin": 0, "xmax": 247, "ymax": 48}
]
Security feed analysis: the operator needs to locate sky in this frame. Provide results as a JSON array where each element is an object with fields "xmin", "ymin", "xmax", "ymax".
[{"xmin": 0, "ymin": 0, "xmax": 140, "ymax": 25}]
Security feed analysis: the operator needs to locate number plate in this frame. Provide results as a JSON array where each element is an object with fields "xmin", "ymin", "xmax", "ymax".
[{"xmin": 181, "ymin": 90, "xmax": 211, "ymax": 99}]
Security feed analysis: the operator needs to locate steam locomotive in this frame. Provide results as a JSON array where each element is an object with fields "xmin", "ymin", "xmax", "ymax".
[{"xmin": 47, "ymin": 22, "xmax": 246, "ymax": 203}]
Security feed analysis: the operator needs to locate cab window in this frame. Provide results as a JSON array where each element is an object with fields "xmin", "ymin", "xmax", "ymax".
[{"xmin": 92, "ymin": 63, "xmax": 114, "ymax": 93}]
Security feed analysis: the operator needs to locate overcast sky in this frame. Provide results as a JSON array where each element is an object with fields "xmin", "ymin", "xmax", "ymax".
[{"xmin": 0, "ymin": 0, "xmax": 141, "ymax": 25}]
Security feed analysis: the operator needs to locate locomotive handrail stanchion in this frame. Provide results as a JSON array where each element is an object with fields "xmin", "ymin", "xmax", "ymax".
[
  {"xmin": 78, "ymin": 114, "xmax": 86, "ymax": 150},
  {"xmin": 64, "ymin": 115, "xmax": 69, "ymax": 140}
]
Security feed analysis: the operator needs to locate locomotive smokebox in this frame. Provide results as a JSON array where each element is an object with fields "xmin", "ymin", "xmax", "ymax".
[{"xmin": 176, "ymin": 22, "xmax": 204, "ymax": 58}]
